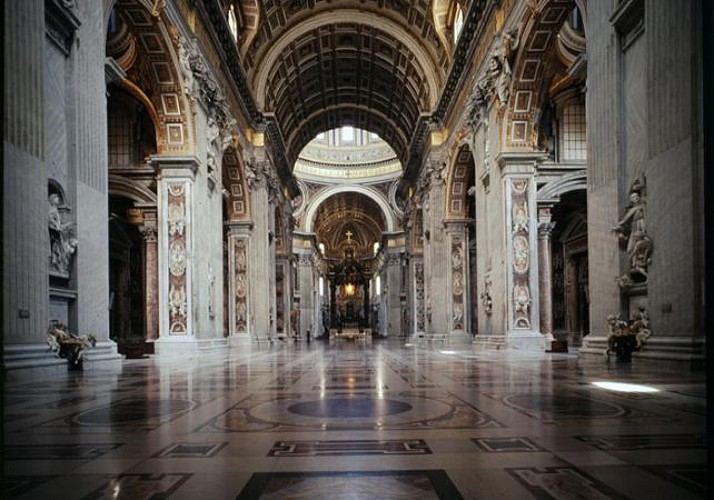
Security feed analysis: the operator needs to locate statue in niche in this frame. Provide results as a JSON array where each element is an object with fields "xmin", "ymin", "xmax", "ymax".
[
  {"xmin": 48, "ymin": 193, "xmax": 78, "ymax": 276},
  {"xmin": 612, "ymin": 178, "xmax": 653, "ymax": 281}
]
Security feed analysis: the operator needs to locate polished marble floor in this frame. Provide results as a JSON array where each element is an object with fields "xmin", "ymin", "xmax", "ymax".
[{"xmin": 2, "ymin": 340, "xmax": 708, "ymax": 499}]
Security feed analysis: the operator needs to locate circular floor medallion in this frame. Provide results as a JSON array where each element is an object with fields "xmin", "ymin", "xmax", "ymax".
[{"xmin": 287, "ymin": 397, "xmax": 412, "ymax": 419}]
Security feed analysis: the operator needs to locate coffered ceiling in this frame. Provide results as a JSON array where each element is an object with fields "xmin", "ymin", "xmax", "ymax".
[
  {"xmin": 239, "ymin": 0, "xmax": 453, "ymax": 165},
  {"xmin": 313, "ymin": 192, "xmax": 386, "ymax": 259}
]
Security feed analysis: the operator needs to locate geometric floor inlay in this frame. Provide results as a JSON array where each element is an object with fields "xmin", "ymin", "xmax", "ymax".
[
  {"xmin": 153, "ymin": 442, "xmax": 228, "ymax": 458},
  {"xmin": 268, "ymin": 439, "xmax": 432, "ymax": 457},
  {"xmin": 83, "ymin": 473, "xmax": 193, "ymax": 500},
  {"xmin": 471, "ymin": 437, "xmax": 543, "ymax": 453},
  {"xmin": 576, "ymin": 434, "xmax": 706, "ymax": 450},
  {"xmin": 236, "ymin": 470, "xmax": 463, "ymax": 499},
  {"xmin": 641, "ymin": 465, "xmax": 709, "ymax": 496},
  {"xmin": 506, "ymin": 466, "xmax": 628, "ymax": 499},
  {"xmin": 487, "ymin": 393, "xmax": 668, "ymax": 424}
]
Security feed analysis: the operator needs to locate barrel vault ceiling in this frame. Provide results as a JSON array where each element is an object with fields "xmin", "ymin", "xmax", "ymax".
[{"xmin": 238, "ymin": 0, "xmax": 465, "ymax": 165}]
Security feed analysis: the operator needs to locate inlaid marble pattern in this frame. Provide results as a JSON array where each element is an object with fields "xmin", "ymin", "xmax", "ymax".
[
  {"xmin": 472, "ymin": 437, "xmax": 544, "ymax": 453},
  {"xmin": 236, "ymin": 470, "xmax": 463, "ymax": 499},
  {"xmin": 2, "ymin": 341, "xmax": 707, "ymax": 499},
  {"xmin": 506, "ymin": 466, "xmax": 627, "ymax": 499},
  {"xmin": 268, "ymin": 439, "xmax": 432, "ymax": 456}
]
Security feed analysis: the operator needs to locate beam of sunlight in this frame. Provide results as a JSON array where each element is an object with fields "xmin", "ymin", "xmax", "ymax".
[{"xmin": 592, "ymin": 381, "xmax": 659, "ymax": 393}]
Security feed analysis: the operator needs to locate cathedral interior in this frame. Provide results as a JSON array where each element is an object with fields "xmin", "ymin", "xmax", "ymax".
[{"xmin": 3, "ymin": 0, "xmax": 712, "ymax": 498}]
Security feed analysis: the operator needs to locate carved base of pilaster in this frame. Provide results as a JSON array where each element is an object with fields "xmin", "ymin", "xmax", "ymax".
[
  {"xmin": 472, "ymin": 335, "xmax": 508, "ymax": 349},
  {"xmin": 506, "ymin": 331, "xmax": 548, "ymax": 351},
  {"xmin": 228, "ymin": 333, "xmax": 252, "ymax": 347}
]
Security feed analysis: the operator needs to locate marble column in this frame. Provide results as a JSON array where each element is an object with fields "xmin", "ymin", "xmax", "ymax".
[
  {"xmin": 537, "ymin": 206, "xmax": 556, "ymax": 342},
  {"xmin": 3, "ymin": 0, "xmax": 51, "ymax": 368},
  {"xmin": 383, "ymin": 232, "xmax": 407, "ymax": 338},
  {"xmin": 140, "ymin": 211, "xmax": 159, "ymax": 342},
  {"xmin": 152, "ymin": 156, "xmax": 198, "ymax": 355},
  {"xmin": 296, "ymin": 252, "xmax": 316, "ymax": 337},
  {"xmin": 247, "ymin": 160, "xmax": 274, "ymax": 340}
]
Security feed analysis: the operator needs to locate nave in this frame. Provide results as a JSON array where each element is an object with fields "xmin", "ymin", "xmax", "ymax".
[{"xmin": 3, "ymin": 341, "xmax": 707, "ymax": 499}]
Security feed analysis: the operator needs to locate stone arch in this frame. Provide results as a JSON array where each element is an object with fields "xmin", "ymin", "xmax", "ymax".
[
  {"xmin": 105, "ymin": 0, "xmax": 195, "ymax": 155},
  {"xmin": 304, "ymin": 185, "xmax": 396, "ymax": 233},
  {"xmin": 108, "ymin": 174, "xmax": 157, "ymax": 205},
  {"xmin": 537, "ymin": 170, "xmax": 587, "ymax": 203},
  {"xmin": 445, "ymin": 142, "xmax": 476, "ymax": 218},
  {"xmin": 502, "ymin": 0, "xmax": 578, "ymax": 151}
]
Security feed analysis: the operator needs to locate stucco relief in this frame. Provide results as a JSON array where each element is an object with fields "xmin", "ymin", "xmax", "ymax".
[
  {"xmin": 168, "ymin": 240, "xmax": 187, "ymax": 276},
  {"xmin": 234, "ymin": 239, "xmax": 248, "ymax": 333},
  {"xmin": 451, "ymin": 236, "xmax": 465, "ymax": 332},
  {"xmin": 415, "ymin": 261, "xmax": 425, "ymax": 332},
  {"xmin": 513, "ymin": 286, "xmax": 531, "ymax": 329},
  {"xmin": 512, "ymin": 235, "xmax": 530, "ymax": 273},
  {"xmin": 167, "ymin": 182, "xmax": 188, "ymax": 335},
  {"xmin": 510, "ymin": 177, "xmax": 532, "ymax": 330}
]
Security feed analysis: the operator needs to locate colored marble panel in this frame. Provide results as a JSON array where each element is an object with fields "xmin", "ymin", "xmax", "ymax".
[
  {"xmin": 507, "ymin": 467, "xmax": 627, "ymax": 499},
  {"xmin": 237, "ymin": 470, "xmax": 463, "ymax": 500},
  {"xmin": 84, "ymin": 473, "xmax": 191, "ymax": 500}
]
